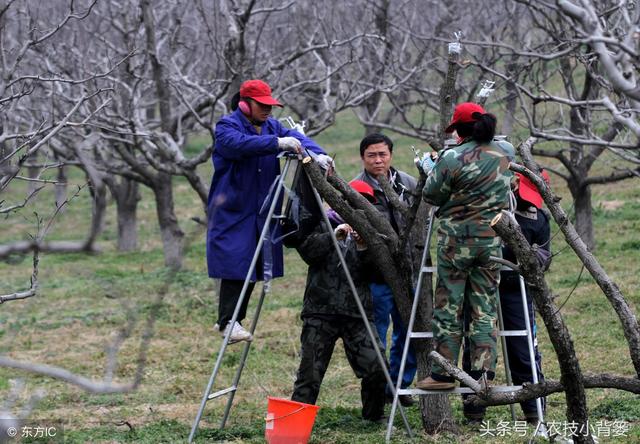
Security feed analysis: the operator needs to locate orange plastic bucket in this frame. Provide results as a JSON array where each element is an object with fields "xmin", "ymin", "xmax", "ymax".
[{"xmin": 265, "ymin": 397, "xmax": 320, "ymax": 444}]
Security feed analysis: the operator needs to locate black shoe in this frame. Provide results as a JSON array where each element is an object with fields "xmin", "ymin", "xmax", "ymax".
[
  {"xmin": 365, "ymin": 415, "xmax": 388, "ymax": 425},
  {"xmin": 384, "ymin": 394, "xmax": 414, "ymax": 407},
  {"xmin": 399, "ymin": 394, "xmax": 414, "ymax": 407},
  {"xmin": 523, "ymin": 412, "xmax": 540, "ymax": 425},
  {"xmin": 464, "ymin": 414, "xmax": 485, "ymax": 426}
]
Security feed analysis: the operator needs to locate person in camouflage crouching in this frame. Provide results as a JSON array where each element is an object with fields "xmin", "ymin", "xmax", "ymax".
[
  {"xmin": 415, "ymin": 102, "xmax": 514, "ymax": 390},
  {"xmin": 289, "ymin": 180, "xmax": 387, "ymax": 422}
]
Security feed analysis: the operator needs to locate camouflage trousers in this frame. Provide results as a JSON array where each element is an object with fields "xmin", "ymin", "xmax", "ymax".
[
  {"xmin": 431, "ymin": 240, "xmax": 501, "ymax": 378},
  {"xmin": 292, "ymin": 316, "xmax": 387, "ymax": 420}
]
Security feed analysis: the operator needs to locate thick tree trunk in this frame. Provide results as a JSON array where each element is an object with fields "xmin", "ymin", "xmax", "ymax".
[
  {"xmin": 27, "ymin": 162, "xmax": 39, "ymax": 195},
  {"xmin": 409, "ymin": 204, "xmax": 456, "ymax": 433},
  {"xmin": 492, "ymin": 212, "xmax": 594, "ymax": 444},
  {"xmin": 501, "ymin": 62, "xmax": 518, "ymax": 136},
  {"xmin": 569, "ymin": 182, "xmax": 595, "ymax": 251},
  {"xmin": 55, "ymin": 165, "xmax": 67, "ymax": 211},
  {"xmin": 108, "ymin": 178, "xmax": 140, "ymax": 251},
  {"xmin": 438, "ymin": 48, "xmax": 460, "ymax": 149},
  {"xmin": 84, "ymin": 181, "xmax": 107, "ymax": 251},
  {"xmin": 361, "ymin": 92, "xmax": 383, "ymax": 136},
  {"xmin": 153, "ymin": 173, "xmax": 184, "ymax": 269}
]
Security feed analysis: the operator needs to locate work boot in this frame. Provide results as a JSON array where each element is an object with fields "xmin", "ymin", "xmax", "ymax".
[
  {"xmin": 464, "ymin": 413, "xmax": 485, "ymax": 426},
  {"xmin": 215, "ymin": 322, "xmax": 253, "ymax": 344},
  {"xmin": 415, "ymin": 376, "xmax": 455, "ymax": 390},
  {"xmin": 523, "ymin": 411, "xmax": 540, "ymax": 425},
  {"xmin": 399, "ymin": 394, "xmax": 415, "ymax": 407},
  {"xmin": 365, "ymin": 415, "xmax": 388, "ymax": 425},
  {"xmin": 385, "ymin": 394, "xmax": 415, "ymax": 407}
]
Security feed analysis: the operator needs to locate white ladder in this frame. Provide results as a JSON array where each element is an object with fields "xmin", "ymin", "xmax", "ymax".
[
  {"xmin": 385, "ymin": 208, "xmax": 545, "ymax": 442},
  {"xmin": 188, "ymin": 155, "xmax": 296, "ymax": 443}
]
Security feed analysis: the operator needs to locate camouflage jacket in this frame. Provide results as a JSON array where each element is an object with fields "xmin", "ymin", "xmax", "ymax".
[
  {"xmin": 296, "ymin": 224, "xmax": 375, "ymax": 320},
  {"xmin": 422, "ymin": 138, "xmax": 514, "ymax": 246}
]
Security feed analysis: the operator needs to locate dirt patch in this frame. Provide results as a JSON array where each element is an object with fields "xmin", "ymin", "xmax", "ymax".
[
  {"xmin": 599, "ymin": 200, "xmax": 625, "ymax": 211},
  {"xmin": 39, "ymin": 402, "xmax": 197, "ymax": 429}
]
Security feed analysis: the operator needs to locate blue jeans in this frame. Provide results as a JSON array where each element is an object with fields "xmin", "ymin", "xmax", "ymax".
[{"xmin": 370, "ymin": 282, "xmax": 417, "ymax": 390}]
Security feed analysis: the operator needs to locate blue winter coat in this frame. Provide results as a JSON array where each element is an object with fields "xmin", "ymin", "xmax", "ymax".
[{"xmin": 206, "ymin": 109, "xmax": 325, "ymax": 281}]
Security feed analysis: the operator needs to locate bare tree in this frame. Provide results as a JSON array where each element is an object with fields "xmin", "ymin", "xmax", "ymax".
[
  {"xmin": 0, "ymin": 1, "xmax": 156, "ymax": 437},
  {"xmin": 466, "ymin": 0, "xmax": 640, "ymax": 250}
]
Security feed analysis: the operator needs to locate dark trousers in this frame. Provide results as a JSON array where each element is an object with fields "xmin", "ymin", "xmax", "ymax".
[
  {"xmin": 216, "ymin": 279, "xmax": 256, "ymax": 330},
  {"xmin": 462, "ymin": 282, "xmax": 545, "ymax": 418},
  {"xmin": 292, "ymin": 316, "xmax": 386, "ymax": 420}
]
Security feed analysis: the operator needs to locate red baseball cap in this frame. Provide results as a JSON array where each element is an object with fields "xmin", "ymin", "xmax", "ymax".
[
  {"xmin": 445, "ymin": 102, "xmax": 486, "ymax": 133},
  {"xmin": 239, "ymin": 79, "xmax": 283, "ymax": 107},
  {"xmin": 349, "ymin": 180, "xmax": 376, "ymax": 203},
  {"xmin": 516, "ymin": 170, "xmax": 550, "ymax": 209}
]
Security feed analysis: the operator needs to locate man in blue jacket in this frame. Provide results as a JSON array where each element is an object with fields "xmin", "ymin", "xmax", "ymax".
[{"xmin": 207, "ymin": 79, "xmax": 329, "ymax": 343}]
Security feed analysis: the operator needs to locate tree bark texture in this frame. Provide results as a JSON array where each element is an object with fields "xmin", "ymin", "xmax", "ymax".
[
  {"xmin": 153, "ymin": 173, "xmax": 184, "ymax": 269},
  {"xmin": 409, "ymin": 203, "xmax": 456, "ymax": 433},
  {"xmin": 107, "ymin": 177, "xmax": 140, "ymax": 252},
  {"xmin": 491, "ymin": 211, "xmax": 594, "ymax": 444},
  {"xmin": 27, "ymin": 162, "xmax": 39, "ymax": 195},
  {"xmin": 438, "ymin": 45, "xmax": 460, "ymax": 149},
  {"xmin": 518, "ymin": 140, "xmax": 640, "ymax": 377},
  {"xmin": 568, "ymin": 181, "xmax": 595, "ymax": 251},
  {"xmin": 84, "ymin": 181, "xmax": 106, "ymax": 251},
  {"xmin": 468, "ymin": 373, "xmax": 640, "ymax": 408},
  {"xmin": 54, "ymin": 165, "xmax": 67, "ymax": 212}
]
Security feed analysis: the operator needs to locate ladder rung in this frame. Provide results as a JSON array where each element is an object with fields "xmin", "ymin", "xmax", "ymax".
[
  {"xmin": 410, "ymin": 332, "xmax": 433, "ymax": 339},
  {"xmin": 207, "ymin": 386, "xmax": 237, "ymax": 400},
  {"xmin": 498, "ymin": 330, "xmax": 528, "ymax": 337},
  {"xmin": 398, "ymin": 385, "xmax": 522, "ymax": 395},
  {"xmin": 409, "ymin": 331, "xmax": 528, "ymax": 339},
  {"xmin": 420, "ymin": 266, "xmax": 436, "ymax": 273}
]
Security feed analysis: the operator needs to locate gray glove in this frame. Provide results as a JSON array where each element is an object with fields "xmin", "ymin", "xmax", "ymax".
[
  {"xmin": 316, "ymin": 153, "xmax": 334, "ymax": 170},
  {"xmin": 277, "ymin": 137, "xmax": 302, "ymax": 153}
]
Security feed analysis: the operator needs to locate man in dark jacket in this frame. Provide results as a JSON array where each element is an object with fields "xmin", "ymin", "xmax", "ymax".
[
  {"xmin": 290, "ymin": 181, "xmax": 387, "ymax": 422},
  {"xmin": 207, "ymin": 79, "xmax": 328, "ymax": 343},
  {"xmin": 352, "ymin": 133, "xmax": 418, "ymax": 406}
]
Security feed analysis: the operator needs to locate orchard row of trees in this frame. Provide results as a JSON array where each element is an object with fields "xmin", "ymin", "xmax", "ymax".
[
  {"xmin": 2, "ymin": 0, "xmax": 640, "ymax": 270},
  {"xmin": 1, "ymin": 1, "xmax": 639, "ymax": 442}
]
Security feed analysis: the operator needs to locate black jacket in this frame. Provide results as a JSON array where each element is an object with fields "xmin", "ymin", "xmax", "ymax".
[
  {"xmin": 501, "ymin": 206, "xmax": 551, "ymax": 292},
  {"xmin": 296, "ymin": 224, "xmax": 375, "ymax": 320}
]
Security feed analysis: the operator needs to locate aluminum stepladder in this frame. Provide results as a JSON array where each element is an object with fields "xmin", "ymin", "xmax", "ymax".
[
  {"xmin": 385, "ymin": 207, "xmax": 545, "ymax": 442},
  {"xmin": 188, "ymin": 153, "xmax": 296, "ymax": 443},
  {"xmin": 189, "ymin": 149, "xmax": 412, "ymax": 442}
]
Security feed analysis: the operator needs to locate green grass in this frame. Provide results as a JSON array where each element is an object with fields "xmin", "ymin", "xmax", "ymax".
[{"xmin": 1, "ymin": 110, "xmax": 639, "ymax": 443}]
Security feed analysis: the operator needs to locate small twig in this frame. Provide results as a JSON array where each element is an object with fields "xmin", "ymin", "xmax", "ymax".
[
  {"xmin": 489, "ymin": 255, "xmax": 520, "ymax": 273},
  {"xmin": 553, "ymin": 264, "xmax": 586, "ymax": 316},
  {"xmin": 0, "ymin": 186, "xmax": 44, "ymax": 214}
]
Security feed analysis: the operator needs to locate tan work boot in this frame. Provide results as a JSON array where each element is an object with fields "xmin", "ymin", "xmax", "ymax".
[{"xmin": 415, "ymin": 376, "xmax": 456, "ymax": 390}]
